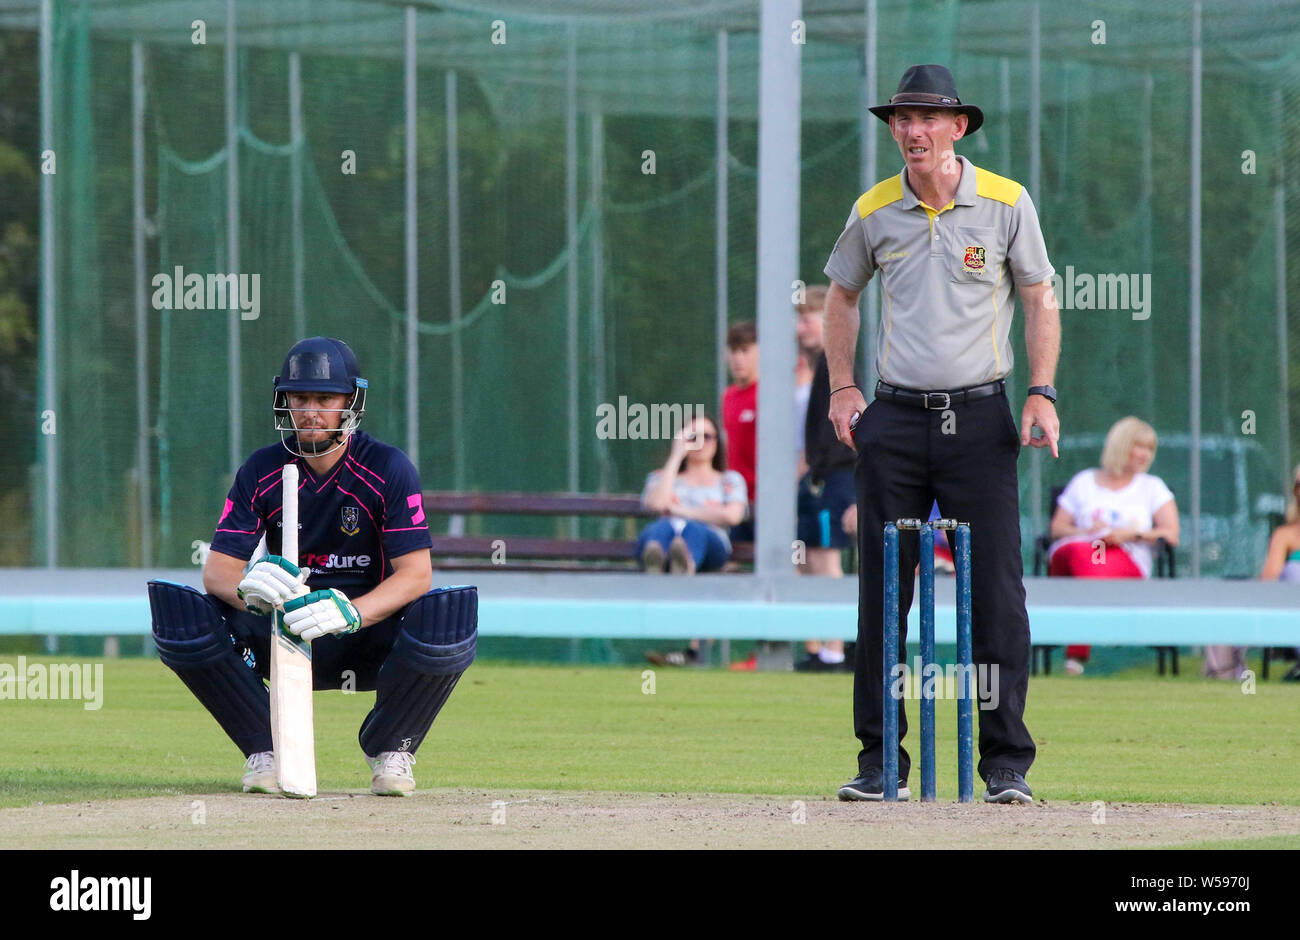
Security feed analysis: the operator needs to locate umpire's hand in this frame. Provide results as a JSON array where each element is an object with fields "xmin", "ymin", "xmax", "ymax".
[
  {"xmin": 830, "ymin": 386, "xmax": 868, "ymax": 452},
  {"xmin": 1020, "ymin": 395, "xmax": 1061, "ymax": 458}
]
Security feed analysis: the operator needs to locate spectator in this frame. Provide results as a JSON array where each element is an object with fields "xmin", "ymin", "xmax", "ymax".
[
  {"xmin": 1047, "ymin": 416, "xmax": 1180, "ymax": 675},
  {"xmin": 641, "ymin": 415, "xmax": 747, "ymax": 667},
  {"xmin": 795, "ymin": 353, "xmax": 815, "ymax": 479},
  {"xmin": 722, "ymin": 321, "xmax": 758, "ymax": 542},
  {"xmin": 795, "ymin": 286, "xmax": 828, "ymax": 479},
  {"xmin": 1257, "ymin": 463, "xmax": 1300, "ymax": 681},
  {"xmin": 926, "ymin": 500, "xmax": 955, "ymax": 572},
  {"xmin": 639, "ymin": 414, "xmax": 747, "ymax": 574},
  {"xmin": 794, "ymin": 285, "xmax": 852, "ymax": 672}
]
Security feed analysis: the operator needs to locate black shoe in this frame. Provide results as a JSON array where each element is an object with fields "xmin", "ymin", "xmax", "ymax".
[
  {"xmin": 836, "ymin": 767, "xmax": 910, "ymax": 801},
  {"xmin": 982, "ymin": 768, "xmax": 1033, "ymax": 804},
  {"xmin": 1282, "ymin": 663, "xmax": 1300, "ymax": 682}
]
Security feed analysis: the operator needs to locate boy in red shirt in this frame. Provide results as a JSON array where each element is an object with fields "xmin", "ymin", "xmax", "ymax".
[{"xmin": 722, "ymin": 321, "xmax": 758, "ymax": 510}]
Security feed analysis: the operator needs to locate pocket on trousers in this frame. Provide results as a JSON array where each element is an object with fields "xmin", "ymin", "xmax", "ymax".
[
  {"xmin": 851, "ymin": 401, "xmax": 873, "ymax": 443},
  {"xmin": 1000, "ymin": 398, "xmax": 1021, "ymax": 446}
]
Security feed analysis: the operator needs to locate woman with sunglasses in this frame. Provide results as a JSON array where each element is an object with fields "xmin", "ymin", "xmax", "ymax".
[{"xmin": 638, "ymin": 415, "xmax": 748, "ymax": 575}]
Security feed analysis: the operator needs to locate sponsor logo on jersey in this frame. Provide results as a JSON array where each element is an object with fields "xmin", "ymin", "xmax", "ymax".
[
  {"xmin": 301, "ymin": 552, "xmax": 371, "ymax": 571},
  {"xmin": 963, "ymin": 245, "xmax": 986, "ymax": 271},
  {"xmin": 341, "ymin": 505, "xmax": 360, "ymax": 536}
]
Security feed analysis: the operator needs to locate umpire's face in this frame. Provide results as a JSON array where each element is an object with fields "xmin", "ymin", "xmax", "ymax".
[{"xmin": 889, "ymin": 105, "xmax": 968, "ymax": 178}]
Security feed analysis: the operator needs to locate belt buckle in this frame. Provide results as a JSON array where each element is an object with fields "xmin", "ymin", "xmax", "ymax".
[{"xmin": 923, "ymin": 391, "xmax": 951, "ymax": 410}]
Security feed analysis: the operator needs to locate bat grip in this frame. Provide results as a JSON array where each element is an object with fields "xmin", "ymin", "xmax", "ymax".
[{"xmin": 281, "ymin": 463, "xmax": 299, "ymax": 567}]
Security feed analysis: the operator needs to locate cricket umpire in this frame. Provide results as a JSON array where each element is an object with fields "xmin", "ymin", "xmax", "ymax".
[
  {"xmin": 823, "ymin": 65, "xmax": 1060, "ymax": 803},
  {"xmin": 146, "ymin": 337, "xmax": 477, "ymax": 796}
]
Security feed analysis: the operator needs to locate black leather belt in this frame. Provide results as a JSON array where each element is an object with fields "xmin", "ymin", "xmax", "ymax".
[{"xmin": 875, "ymin": 379, "xmax": 1006, "ymax": 410}]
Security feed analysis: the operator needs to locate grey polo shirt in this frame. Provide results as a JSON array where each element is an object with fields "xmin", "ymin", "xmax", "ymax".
[{"xmin": 823, "ymin": 155, "xmax": 1054, "ymax": 390}]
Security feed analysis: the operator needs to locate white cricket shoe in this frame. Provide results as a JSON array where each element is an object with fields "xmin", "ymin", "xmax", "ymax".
[
  {"xmin": 242, "ymin": 751, "xmax": 279, "ymax": 794},
  {"xmin": 369, "ymin": 751, "xmax": 416, "ymax": 797}
]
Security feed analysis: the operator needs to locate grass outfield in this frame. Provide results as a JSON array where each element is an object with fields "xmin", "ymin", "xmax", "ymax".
[{"xmin": 1, "ymin": 658, "xmax": 1297, "ymax": 809}]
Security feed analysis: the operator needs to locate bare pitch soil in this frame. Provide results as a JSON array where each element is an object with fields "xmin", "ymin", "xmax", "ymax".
[{"xmin": 4, "ymin": 790, "xmax": 1297, "ymax": 849}]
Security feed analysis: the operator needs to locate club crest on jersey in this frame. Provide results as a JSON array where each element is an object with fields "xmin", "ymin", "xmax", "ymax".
[
  {"xmin": 340, "ymin": 505, "xmax": 360, "ymax": 536},
  {"xmin": 963, "ymin": 245, "xmax": 986, "ymax": 271}
]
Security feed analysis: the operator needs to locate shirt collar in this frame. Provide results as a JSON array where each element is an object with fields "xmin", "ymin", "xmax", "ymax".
[{"xmin": 899, "ymin": 154, "xmax": 977, "ymax": 211}]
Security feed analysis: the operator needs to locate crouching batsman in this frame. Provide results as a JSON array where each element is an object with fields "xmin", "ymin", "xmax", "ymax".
[{"xmin": 147, "ymin": 337, "xmax": 476, "ymax": 796}]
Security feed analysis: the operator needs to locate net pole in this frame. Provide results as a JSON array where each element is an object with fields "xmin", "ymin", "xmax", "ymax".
[
  {"xmin": 860, "ymin": 0, "xmax": 878, "ymax": 388},
  {"xmin": 447, "ymin": 70, "xmax": 464, "ymax": 490},
  {"xmin": 754, "ymin": 0, "xmax": 801, "ymax": 579},
  {"xmin": 158, "ymin": 161, "xmax": 172, "ymax": 549},
  {"xmin": 1190, "ymin": 1, "xmax": 1203, "ymax": 577},
  {"xmin": 1141, "ymin": 73, "xmax": 1155, "ymax": 420},
  {"xmin": 1028, "ymin": 0, "xmax": 1043, "ymax": 542},
  {"xmin": 1028, "ymin": 2, "xmax": 1040, "ymax": 228},
  {"xmin": 289, "ymin": 52, "xmax": 305, "ymax": 339},
  {"xmin": 716, "ymin": 30, "xmax": 729, "ymax": 412},
  {"xmin": 590, "ymin": 108, "xmax": 615, "ymax": 542},
  {"xmin": 707, "ymin": 44, "xmax": 726, "ymax": 669},
  {"xmin": 405, "ymin": 5, "xmax": 419, "ymax": 466},
  {"xmin": 590, "ymin": 109, "xmax": 606, "ymax": 458},
  {"xmin": 999, "ymin": 57, "xmax": 1010, "ymax": 175},
  {"xmin": 226, "ymin": 0, "xmax": 241, "ymax": 473},
  {"xmin": 39, "ymin": 0, "xmax": 57, "ymax": 566},
  {"xmin": 1276, "ymin": 87, "xmax": 1290, "ymax": 492},
  {"xmin": 566, "ymin": 23, "xmax": 580, "ymax": 518},
  {"xmin": 133, "ymin": 42, "xmax": 151, "ymax": 567}
]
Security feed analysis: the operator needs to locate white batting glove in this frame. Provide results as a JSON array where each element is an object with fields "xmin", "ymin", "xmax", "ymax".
[
  {"xmin": 282, "ymin": 589, "xmax": 363, "ymax": 642},
  {"xmin": 237, "ymin": 555, "xmax": 310, "ymax": 615}
]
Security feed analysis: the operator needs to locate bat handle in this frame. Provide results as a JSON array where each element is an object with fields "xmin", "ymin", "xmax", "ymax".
[{"xmin": 281, "ymin": 463, "xmax": 299, "ymax": 566}]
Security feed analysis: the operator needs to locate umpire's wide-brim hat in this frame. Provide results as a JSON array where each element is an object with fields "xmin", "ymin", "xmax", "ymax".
[{"xmin": 869, "ymin": 63, "xmax": 983, "ymax": 136}]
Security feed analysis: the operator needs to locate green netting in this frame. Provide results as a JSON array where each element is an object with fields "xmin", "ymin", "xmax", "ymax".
[{"xmin": 4, "ymin": 0, "xmax": 1300, "ymax": 576}]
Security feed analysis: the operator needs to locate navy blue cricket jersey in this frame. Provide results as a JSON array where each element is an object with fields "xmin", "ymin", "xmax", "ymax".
[{"xmin": 210, "ymin": 431, "xmax": 432, "ymax": 595}]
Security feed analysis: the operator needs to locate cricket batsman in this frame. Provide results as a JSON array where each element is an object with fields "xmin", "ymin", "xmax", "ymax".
[{"xmin": 147, "ymin": 337, "xmax": 476, "ymax": 796}]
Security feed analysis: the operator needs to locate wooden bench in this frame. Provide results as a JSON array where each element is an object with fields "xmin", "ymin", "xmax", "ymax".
[{"xmin": 422, "ymin": 490, "xmax": 754, "ymax": 572}]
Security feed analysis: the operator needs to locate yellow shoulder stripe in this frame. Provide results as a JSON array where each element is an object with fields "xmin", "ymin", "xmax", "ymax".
[
  {"xmin": 856, "ymin": 175, "xmax": 904, "ymax": 219},
  {"xmin": 975, "ymin": 167, "xmax": 1022, "ymax": 207}
]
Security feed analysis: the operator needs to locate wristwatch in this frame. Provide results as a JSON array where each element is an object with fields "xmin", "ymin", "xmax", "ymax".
[{"xmin": 1027, "ymin": 384, "xmax": 1057, "ymax": 404}]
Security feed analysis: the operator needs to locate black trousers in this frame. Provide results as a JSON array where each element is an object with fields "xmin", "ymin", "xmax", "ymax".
[{"xmin": 851, "ymin": 390, "xmax": 1035, "ymax": 781}]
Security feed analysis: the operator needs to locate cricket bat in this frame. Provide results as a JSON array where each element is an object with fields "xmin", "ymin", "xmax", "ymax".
[{"xmin": 270, "ymin": 462, "xmax": 317, "ymax": 798}]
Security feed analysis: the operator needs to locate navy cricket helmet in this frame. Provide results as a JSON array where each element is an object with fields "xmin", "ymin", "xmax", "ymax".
[{"xmin": 273, "ymin": 337, "xmax": 369, "ymax": 457}]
